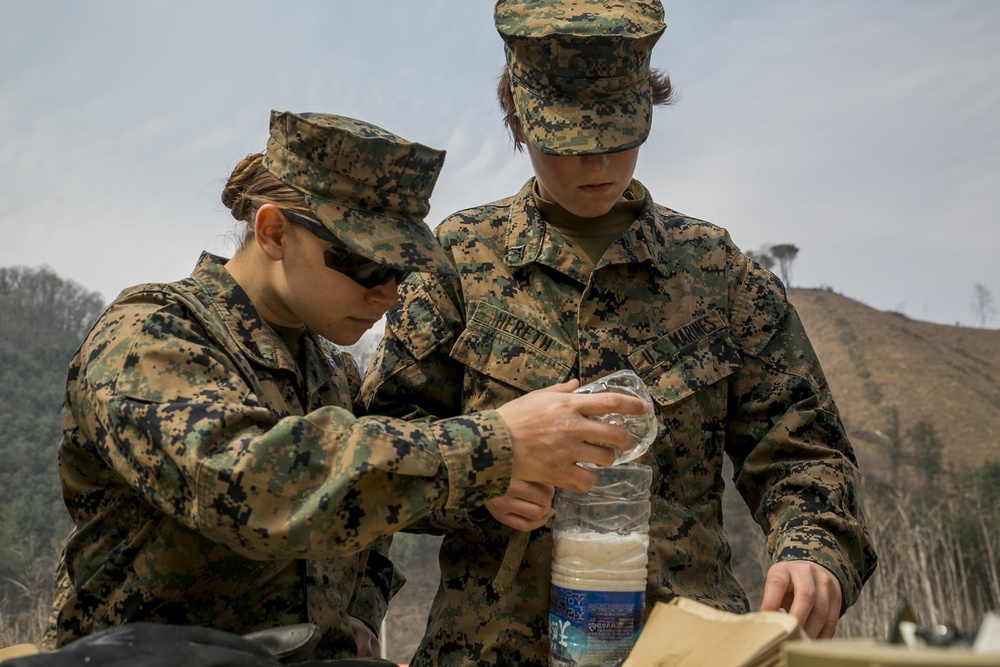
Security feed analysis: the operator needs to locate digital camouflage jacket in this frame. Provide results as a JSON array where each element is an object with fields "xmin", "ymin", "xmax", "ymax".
[
  {"xmin": 361, "ymin": 179, "xmax": 878, "ymax": 666},
  {"xmin": 48, "ymin": 253, "xmax": 514, "ymax": 659}
]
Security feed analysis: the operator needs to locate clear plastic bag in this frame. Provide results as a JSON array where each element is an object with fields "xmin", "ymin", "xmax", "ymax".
[{"xmin": 573, "ymin": 369, "xmax": 657, "ymax": 465}]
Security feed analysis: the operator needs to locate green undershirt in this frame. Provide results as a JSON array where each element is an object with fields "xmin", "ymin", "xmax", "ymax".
[{"xmin": 534, "ymin": 181, "xmax": 645, "ymax": 267}]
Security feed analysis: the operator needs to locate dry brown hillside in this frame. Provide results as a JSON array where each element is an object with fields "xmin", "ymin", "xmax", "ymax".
[{"xmin": 789, "ymin": 287, "xmax": 1000, "ymax": 480}]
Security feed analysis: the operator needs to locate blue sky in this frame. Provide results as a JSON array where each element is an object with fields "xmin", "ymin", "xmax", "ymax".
[{"xmin": 2, "ymin": 1, "xmax": 998, "ymax": 327}]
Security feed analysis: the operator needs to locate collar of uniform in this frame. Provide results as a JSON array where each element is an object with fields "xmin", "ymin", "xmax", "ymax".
[
  {"xmin": 502, "ymin": 179, "xmax": 594, "ymax": 283},
  {"xmin": 503, "ymin": 178, "xmax": 672, "ymax": 279},
  {"xmin": 503, "ymin": 179, "xmax": 545, "ymax": 267},
  {"xmin": 189, "ymin": 252, "xmax": 297, "ymax": 372},
  {"xmin": 597, "ymin": 180, "xmax": 671, "ymax": 277}
]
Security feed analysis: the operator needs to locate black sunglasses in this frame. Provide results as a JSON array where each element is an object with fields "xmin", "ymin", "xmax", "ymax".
[{"xmin": 280, "ymin": 209, "xmax": 410, "ymax": 289}]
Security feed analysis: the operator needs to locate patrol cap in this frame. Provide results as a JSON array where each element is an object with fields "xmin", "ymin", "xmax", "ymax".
[
  {"xmin": 263, "ymin": 110, "xmax": 454, "ymax": 275},
  {"xmin": 494, "ymin": 0, "xmax": 666, "ymax": 156}
]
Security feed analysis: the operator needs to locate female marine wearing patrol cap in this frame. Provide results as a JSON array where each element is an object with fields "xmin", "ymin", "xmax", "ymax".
[
  {"xmin": 45, "ymin": 110, "xmax": 646, "ymax": 660},
  {"xmin": 362, "ymin": 1, "xmax": 878, "ymax": 664}
]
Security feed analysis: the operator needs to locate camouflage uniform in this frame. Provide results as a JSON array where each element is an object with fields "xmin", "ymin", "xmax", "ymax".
[
  {"xmin": 362, "ymin": 180, "xmax": 877, "ymax": 666},
  {"xmin": 47, "ymin": 112, "xmax": 514, "ymax": 659}
]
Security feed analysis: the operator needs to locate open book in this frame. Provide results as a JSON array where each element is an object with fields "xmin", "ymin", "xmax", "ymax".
[{"xmin": 623, "ymin": 597, "xmax": 804, "ymax": 667}]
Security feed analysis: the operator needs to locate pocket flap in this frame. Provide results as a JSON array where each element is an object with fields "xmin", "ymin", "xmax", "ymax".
[
  {"xmin": 450, "ymin": 302, "xmax": 575, "ymax": 393},
  {"xmin": 386, "ymin": 276, "xmax": 456, "ymax": 362},
  {"xmin": 629, "ymin": 311, "xmax": 742, "ymax": 406}
]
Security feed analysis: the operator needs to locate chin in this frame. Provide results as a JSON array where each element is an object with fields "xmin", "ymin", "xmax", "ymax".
[
  {"xmin": 309, "ymin": 323, "xmax": 363, "ymax": 347},
  {"xmin": 328, "ymin": 332, "xmax": 364, "ymax": 346}
]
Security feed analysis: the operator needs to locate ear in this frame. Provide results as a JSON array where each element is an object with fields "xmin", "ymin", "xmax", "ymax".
[{"xmin": 254, "ymin": 204, "xmax": 288, "ymax": 261}]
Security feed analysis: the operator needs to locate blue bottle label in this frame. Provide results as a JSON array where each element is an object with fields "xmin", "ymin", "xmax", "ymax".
[{"xmin": 549, "ymin": 584, "xmax": 645, "ymax": 666}]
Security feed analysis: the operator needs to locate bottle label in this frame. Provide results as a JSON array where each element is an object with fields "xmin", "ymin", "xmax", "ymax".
[{"xmin": 548, "ymin": 584, "xmax": 644, "ymax": 666}]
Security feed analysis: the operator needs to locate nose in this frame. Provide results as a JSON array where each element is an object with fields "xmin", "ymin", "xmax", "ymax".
[
  {"xmin": 366, "ymin": 279, "xmax": 399, "ymax": 308},
  {"xmin": 579, "ymin": 153, "xmax": 610, "ymax": 171}
]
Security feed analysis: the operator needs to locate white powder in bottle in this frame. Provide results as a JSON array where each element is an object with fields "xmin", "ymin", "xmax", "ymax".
[{"xmin": 550, "ymin": 528, "xmax": 649, "ymax": 592}]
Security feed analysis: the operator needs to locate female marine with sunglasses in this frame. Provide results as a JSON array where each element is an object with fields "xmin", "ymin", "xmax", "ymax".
[{"xmin": 44, "ymin": 110, "xmax": 645, "ymax": 662}]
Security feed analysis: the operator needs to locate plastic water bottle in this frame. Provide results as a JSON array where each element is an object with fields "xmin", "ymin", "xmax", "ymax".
[
  {"xmin": 549, "ymin": 463, "xmax": 653, "ymax": 666},
  {"xmin": 549, "ymin": 370, "xmax": 657, "ymax": 666}
]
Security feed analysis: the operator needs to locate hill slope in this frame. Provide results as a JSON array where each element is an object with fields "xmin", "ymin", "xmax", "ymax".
[{"xmin": 789, "ymin": 287, "xmax": 1000, "ymax": 476}]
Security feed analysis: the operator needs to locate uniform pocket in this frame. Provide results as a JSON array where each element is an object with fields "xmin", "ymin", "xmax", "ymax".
[
  {"xmin": 629, "ymin": 310, "xmax": 742, "ymax": 406},
  {"xmin": 629, "ymin": 311, "xmax": 743, "ymax": 506},
  {"xmin": 449, "ymin": 301, "xmax": 576, "ymax": 402}
]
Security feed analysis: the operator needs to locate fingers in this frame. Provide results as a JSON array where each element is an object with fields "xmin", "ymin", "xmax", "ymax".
[
  {"xmin": 571, "ymin": 440, "xmax": 618, "ymax": 469},
  {"xmin": 349, "ymin": 617, "xmax": 379, "ymax": 658},
  {"xmin": 580, "ymin": 424, "xmax": 639, "ymax": 459},
  {"xmin": 819, "ymin": 605, "xmax": 840, "ymax": 639},
  {"xmin": 575, "ymin": 392, "xmax": 648, "ymax": 417},
  {"xmin": 786, "ymin": 577, "xmax": 824, "ymax": 638},
  {"xmin": 506, "ymin": 479, "xmax": 556, "ymax": 506},
  {"xmin": 486, "ymin": 497, "xmax": 554, "ymax": 530},
  {"xmin": 760, "ymin": 561, "xmax": 843, "ymax": 639},
  {"xmin": 486, "ymin": 510, "xmax": 551, "ymax": 532},
  {"xmin": 547, "ymin": 460, "xmax": 600, "ymax": 492},
  {"xmin": 573, "ymin": 393, "xmax": 650, "ymax": 455},
  {"xmin": 759, "ymin": 566, "xmax": 791, "ymax": 613},
  {"xmin": 486, "ymin": 480, "xmax": 556, "ymax": 530},
  {"xmin": 815, "ymin": 574, "xmax": 843, "ymax": 639},
  {"xmin": 497, "ymin": 382, "xmax": 650, "ymax": 491}
]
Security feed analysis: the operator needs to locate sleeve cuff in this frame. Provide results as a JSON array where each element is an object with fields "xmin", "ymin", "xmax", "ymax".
[
  {"xmin": 431, "ymin": 410, "xmax": 513, "ymax": 511},
  {"xmin": 773, "ymin": 526, "xmax": 865, "ymax": 610}
]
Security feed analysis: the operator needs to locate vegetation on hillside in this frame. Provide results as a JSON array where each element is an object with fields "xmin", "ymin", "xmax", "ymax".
[{"xmin": 0, "ymin": 267, "xmax": 106, "ymax": 640}]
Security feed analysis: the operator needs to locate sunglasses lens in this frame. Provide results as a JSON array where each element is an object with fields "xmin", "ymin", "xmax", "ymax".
[
  {"xmin": 323, "ymin": 247, "xmax": 407, "ymax": 288},
  {"xmin": 282, "ymin": 210, "xmax": 408, "ymax": 287},
  {"xmin": 357, "ymin": 266, "xmax": 410, "ymax": 288}
]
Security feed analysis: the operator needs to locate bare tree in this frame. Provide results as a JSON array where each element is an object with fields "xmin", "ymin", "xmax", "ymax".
[
  {"xmin": 971, "ymin": 283, "xmax": 997, "ymax": 328},
  {"xmin": 746, "ymin": 249, "xmax": 775, "ymax": 271},
  {"xmin": 769, "ymin": 244, "xmax": 799, "ymax": 287},
  {"xmin": 909, "ymin": 420, "xmax": 944, "ymax": 490},
  {"xmin": 883, "ymin": 406, "xmax": 904, "ymax": 486}
]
